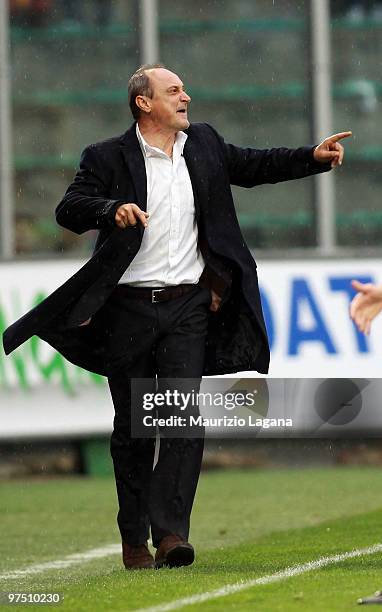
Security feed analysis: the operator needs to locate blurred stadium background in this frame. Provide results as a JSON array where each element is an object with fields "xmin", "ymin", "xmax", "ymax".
[{"xmin": 1, "ymin": 2, "xmax": 382, "ymax": 608}]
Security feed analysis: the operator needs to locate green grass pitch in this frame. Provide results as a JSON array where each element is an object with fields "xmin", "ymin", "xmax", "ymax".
[{"xmin": 2, "ymin": 466, "xmax": 382, "ymax": 611}]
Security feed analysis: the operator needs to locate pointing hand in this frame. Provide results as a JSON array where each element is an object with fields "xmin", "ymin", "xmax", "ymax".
[{"xmin": 313, "ymin": 131, "xmax": 352, "ymax": 168}]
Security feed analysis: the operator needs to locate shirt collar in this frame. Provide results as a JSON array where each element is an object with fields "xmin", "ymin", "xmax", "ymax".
[{"xmin": 136, "ymin": 123, "xmax": 188, "ymax": 159}]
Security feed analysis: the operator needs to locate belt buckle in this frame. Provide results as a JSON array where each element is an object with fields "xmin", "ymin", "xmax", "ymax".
[{"xmin": 152, "ymin": 289, "xmax": 165, "ymax": 303}]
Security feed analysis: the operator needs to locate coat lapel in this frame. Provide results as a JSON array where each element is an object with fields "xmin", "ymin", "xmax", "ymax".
[
  {"xmin": 119, "ymin": 124, "xmax": 147, "ymax": 213},
  {"xmin": 183, "ymin": 130, "xmax": 210, "ymax": 223}
]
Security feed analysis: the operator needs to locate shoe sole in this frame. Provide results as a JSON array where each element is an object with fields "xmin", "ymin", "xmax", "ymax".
[
  {"xmin": 124, "ymin": 561, "xmax": 155, "ymax": 570},
  {"xmin": 156, "ymin": 544, "xmax": 195, "ymax": 569}
]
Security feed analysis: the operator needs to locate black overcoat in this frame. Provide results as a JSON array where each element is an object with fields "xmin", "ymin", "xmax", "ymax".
[{"xmin": 2, "ymin": 122, "xmax": 330, "ymax": 376}]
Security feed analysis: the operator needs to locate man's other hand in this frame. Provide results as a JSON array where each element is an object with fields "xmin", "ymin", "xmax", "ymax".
[
  {"xmin": 210, "ymin": 289, "xmax": 222, "ymax": 312},
  {"xmin": 313, "ymin": 131, "xmax": 352, "ymax": 168},
  {"xmin": 350, "ymin": 280, "xmax": 382, "ymax": 335},
  {"xmin": 115, "ymin": 203, "xmax": 149, "ymax": 229}
]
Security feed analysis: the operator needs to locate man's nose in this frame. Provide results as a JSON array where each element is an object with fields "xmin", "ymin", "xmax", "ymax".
[{"xmin": 181, "ymin": 90, "xmax": 191, "ymax": 103}]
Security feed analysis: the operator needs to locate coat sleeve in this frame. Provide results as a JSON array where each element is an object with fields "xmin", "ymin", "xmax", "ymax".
[
  {"xmin": 55, "ymin": 145, "xmax": 126, "ymax": 234},
  {"xmin": 205, "ymin": 124, "xmax": 332, "ymax": 188}
]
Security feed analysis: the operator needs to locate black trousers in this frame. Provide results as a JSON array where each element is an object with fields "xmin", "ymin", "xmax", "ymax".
[{"xmin": 102, "ymin": 284, "xmax": 210, "ymax": 547}]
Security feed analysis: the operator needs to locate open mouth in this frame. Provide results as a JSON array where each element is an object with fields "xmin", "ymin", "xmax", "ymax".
[{"xmin": 177, "ymin": 109, "xmax": 187, "ymax": 113}]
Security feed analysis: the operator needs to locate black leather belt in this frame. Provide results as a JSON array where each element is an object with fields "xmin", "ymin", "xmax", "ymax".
[{"xmin": 115, "ymin": 284, "xmax": 198, "ymax": 303}]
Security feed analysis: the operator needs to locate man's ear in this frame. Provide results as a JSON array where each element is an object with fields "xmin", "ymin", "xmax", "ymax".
[{"xmin": 135, "ymin": 95, "xmax": 151, "ymax": 114}]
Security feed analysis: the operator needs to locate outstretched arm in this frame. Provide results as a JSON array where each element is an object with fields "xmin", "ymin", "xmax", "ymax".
[
  {"xmin": 350, "ymin": 280, "xmax": 382, "ymax": 335},
  {"xmin": 213, "ymin": 127, "xmax": 352, "ymax": 188}
]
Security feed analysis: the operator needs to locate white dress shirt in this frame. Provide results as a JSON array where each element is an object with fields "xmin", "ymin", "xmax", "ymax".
[{"xmin": 118, "ymin": 124, "xmax": 205, "ymax": 287}]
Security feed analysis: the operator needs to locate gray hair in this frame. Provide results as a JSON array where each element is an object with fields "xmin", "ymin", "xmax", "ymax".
[{"xmin": 128, "ymin": 63, "xmax": 166, "ymax": 120}]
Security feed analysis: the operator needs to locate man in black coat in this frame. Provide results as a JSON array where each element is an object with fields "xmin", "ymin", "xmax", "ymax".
[{"xmin": 2, "ymin": 64, "xmax": 351, "ymax": 569}]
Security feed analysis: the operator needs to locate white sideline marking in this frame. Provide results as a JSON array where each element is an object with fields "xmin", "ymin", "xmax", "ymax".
[
  {"xmin": 136, "ymin": 543, "xmax": 382, "ymax": 612},
  {"xmin": 0, "ymin": 544, "xmax": 121, "ymax": 580}
]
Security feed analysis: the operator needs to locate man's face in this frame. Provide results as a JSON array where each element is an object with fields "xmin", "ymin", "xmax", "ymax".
[{"xmin": 143, "ymin": 68, "xmax": 191, "ymax": 131}]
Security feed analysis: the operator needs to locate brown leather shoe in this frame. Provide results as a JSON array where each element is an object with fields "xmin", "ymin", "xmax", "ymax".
[
  {"xmin": 155, "ymin": 535, "xmax": 195, "ymax": 569},
  {"xmin": 122, "ymin": 541, "xmax": 155, "ymax": 569}
]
